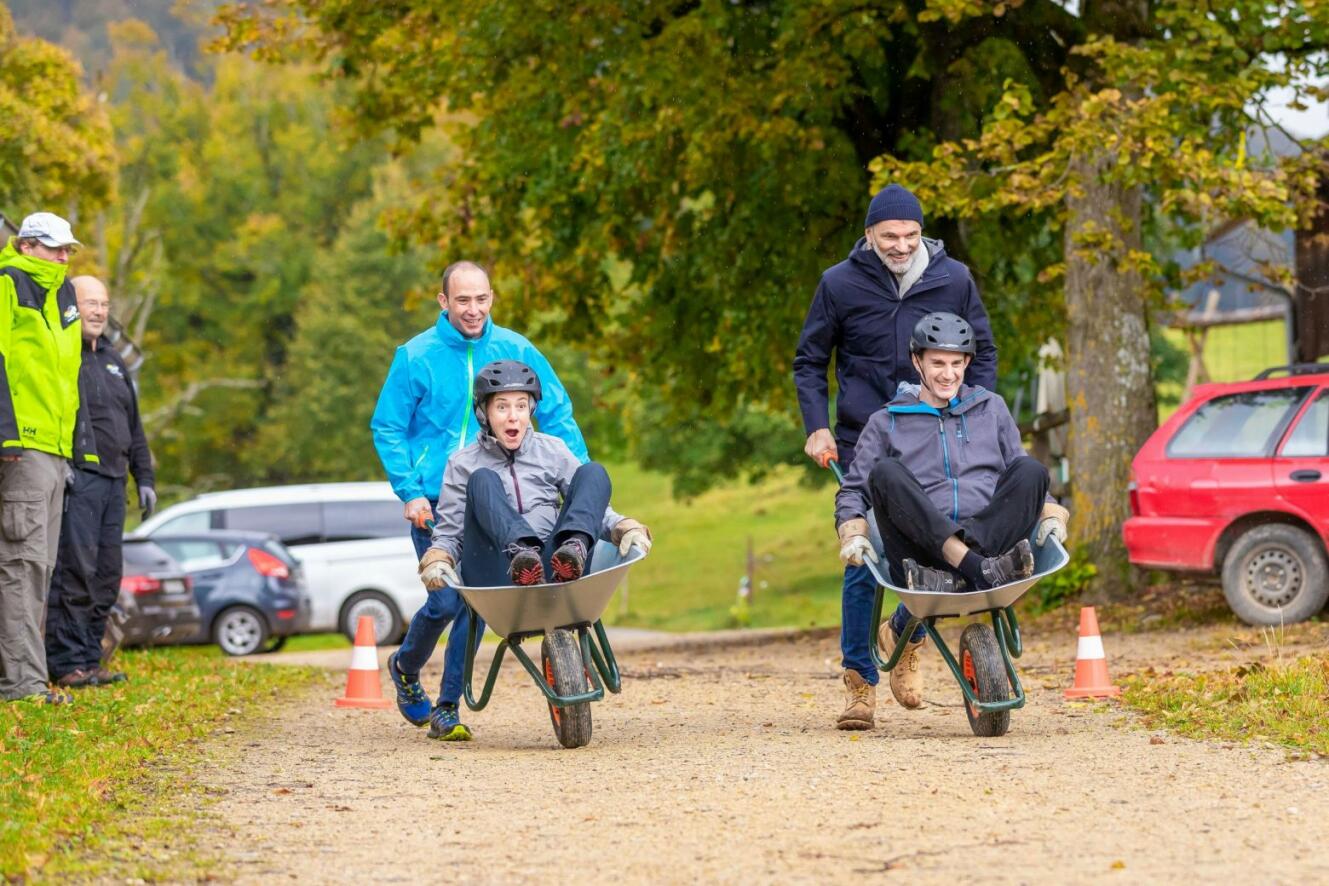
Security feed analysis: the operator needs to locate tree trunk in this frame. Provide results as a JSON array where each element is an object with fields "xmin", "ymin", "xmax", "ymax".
[{"xmin": 1063, "ymin": 152, "xmax": 1158, "ymax": 593}]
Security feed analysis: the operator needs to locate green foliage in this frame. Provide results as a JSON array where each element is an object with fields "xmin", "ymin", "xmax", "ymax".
[
  {"xmin": 0, "ymin": 646, "xmax": 320, "ymax": 881},
  {"xmin": 1031, "ymin": 548, "xmax": 1098, "ymax": 614},
  {"xmin": 0, "ymin": 5, "xmax": 114, "ymax": 217}
]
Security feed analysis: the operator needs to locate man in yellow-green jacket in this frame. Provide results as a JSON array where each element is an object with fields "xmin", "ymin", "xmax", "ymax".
[{"xmin": 0, "ymin": 212, "xmax": 87, "ymax": 706}]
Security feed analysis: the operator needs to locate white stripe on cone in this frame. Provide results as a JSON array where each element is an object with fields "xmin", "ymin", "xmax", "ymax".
[
  {"xmin": 350, "ymin": 643, "xmax": 379, "ymax": 671},
  {"xmin": 1076, "ymin": 635, "xmax": 1106, "ymax": 660}
]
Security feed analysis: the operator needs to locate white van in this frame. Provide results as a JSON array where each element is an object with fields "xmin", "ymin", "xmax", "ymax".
[{"xmin": 134, "ymin": 482, "xmax": 423, "ymax": 644}]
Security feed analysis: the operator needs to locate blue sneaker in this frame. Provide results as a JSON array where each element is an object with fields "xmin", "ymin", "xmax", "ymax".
[
  {"xmin": 386, "ymin": 651, "xmax": 432, "ymax": 726},
  {"xmin": 427, "ymin": 703, "xmax": 473, "ymax": 741}
]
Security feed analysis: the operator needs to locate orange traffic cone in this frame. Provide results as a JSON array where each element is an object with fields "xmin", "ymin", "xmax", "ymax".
[
  {"xmin": 1064, "ymin": 606, "xmax": 1121, "ymax": 699},
  {"xmin": 334, "ymin": 615, "xmax": 393, "ymax": 709}
]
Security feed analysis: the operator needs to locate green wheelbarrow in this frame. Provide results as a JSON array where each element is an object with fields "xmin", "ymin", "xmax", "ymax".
[
  {"xmin": 830, "ymin": 461, "xmax": 1069, "ymax": 737},
  {"xmin": 453, "ymin": 543, "xmax": 644, "ymax": 749}
]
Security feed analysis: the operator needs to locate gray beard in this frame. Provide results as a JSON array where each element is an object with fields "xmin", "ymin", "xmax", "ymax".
[{"xmin": 871, "ymin": 240, "xmax": 913, "ymax": 275}]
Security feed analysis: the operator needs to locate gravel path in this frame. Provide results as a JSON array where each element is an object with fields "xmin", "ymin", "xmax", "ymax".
[{"xmin": 199, "ymin": 623, "xmax": 1329, "ymax": 883}]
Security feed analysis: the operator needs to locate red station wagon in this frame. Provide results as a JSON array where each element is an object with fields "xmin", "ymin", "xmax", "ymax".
[{"xmin": 1124, "ymin": 363, "xmax": 1329, "ymax": 625}]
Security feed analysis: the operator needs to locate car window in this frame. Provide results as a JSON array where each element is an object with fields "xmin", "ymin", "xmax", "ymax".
[
  {"xmin": 1168, "ymin": 388, "xmax": 1312, "ymax": 458},
  {"xmin": 156, "ymin": 539, "xmax": 232, "ymax": 571},
  {"xmin": 122, "ymin": 540, "xmax": 177, "ymax": 571},
  {"xmin": 322, "ymin": 500, "xmax": 406, "ymax": 542},
  {"xmin": 155, "ymin": 511, "xmax": 212, "ymax": 534},
  {"xmin": 220, "ymin": 504, "xmax": 323, "ymax": 547},
  {"xmin": 1280, "ymin": 390, "xmax": 1329, "ymax": 457}
]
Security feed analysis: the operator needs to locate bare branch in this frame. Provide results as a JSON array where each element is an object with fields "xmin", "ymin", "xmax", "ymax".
[{"xmin": 142, "ymin": 378, "xmax": 265, "ymax": 432}]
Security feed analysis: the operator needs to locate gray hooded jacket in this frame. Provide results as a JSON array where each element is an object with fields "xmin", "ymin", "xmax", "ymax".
[
  {"xmin": 429, "ymin": 429, "xmax": 623, "ymax": 562},
  {"xmin": 835, "ymin": 383, "xmax": 1028, "ymax": 527}
]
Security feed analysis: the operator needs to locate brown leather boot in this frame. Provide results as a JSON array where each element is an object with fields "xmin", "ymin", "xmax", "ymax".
[
  {"xmin": 880, "ymin": 624, "xmax": 926, "ymax": 709},
  {"xmin": 836, "ymin": 669, "xmax": 875, "ymax": 730}
]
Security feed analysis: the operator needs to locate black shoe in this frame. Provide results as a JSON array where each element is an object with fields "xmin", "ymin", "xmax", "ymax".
[
  {"xmin": 980, "ymin": 539, "xmax": 1035, "ymax": 587},
  {"xmin": 508, "ymin": 544, "xmax": 545, "ymax": 586},
  {"xmin": 903, "ymin": 558, "xmax": 956, "ymax": 593},
  {"xmin": 549, "ymin": 536, "xmax": 588, "ymax": 583}
]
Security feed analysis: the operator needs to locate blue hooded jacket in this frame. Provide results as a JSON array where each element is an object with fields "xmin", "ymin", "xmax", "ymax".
[
  {"xmin": 371, "ymin": 312, "xmax": 588, "ymax": 503},
  {"xmin": 793, "ymin": 237, "xmax": 998, "ymax": 456}
]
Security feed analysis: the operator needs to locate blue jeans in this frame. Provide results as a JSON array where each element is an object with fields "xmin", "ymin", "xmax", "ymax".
[{"xmin": 396, "ymin": 504, "xmax": 482, "ymax": 706}]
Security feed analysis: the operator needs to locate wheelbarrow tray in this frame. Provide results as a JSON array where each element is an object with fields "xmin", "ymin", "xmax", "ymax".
[
  {"xmin": 454, "ymin": 542, "xmax": 643, "ymax": 638},
  {"xmin": 865, "ymin": 536, "xmax": 1069, "ymax": 619}
]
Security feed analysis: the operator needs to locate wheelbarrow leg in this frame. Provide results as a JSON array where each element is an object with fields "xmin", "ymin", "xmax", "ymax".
[{"xmin": 462, "ymin": 603, "xmax": 508, "ymax": 711}]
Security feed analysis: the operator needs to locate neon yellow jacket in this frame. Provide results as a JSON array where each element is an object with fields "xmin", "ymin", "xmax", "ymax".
[{"xmin": 0, "ymin": 239, "xmax": 84, "ymax": 459}]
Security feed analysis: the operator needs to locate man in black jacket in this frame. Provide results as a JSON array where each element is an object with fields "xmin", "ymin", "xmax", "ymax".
[
  {"xmin": 793, "ymin": 184, "xmax": 1000, "ymax": 730},
  {"xmin": 45, "ymin": 276, "xmax": 156, "ymax": 688}
]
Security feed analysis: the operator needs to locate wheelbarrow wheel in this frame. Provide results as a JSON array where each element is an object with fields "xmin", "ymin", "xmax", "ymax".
[
  {"xmin": 959, "ymin": 623, "xmax": 1010, "ymax": 737},
  {"xmin": 541, "ymin": 629, "xmax": 592, "ymax": 749}
]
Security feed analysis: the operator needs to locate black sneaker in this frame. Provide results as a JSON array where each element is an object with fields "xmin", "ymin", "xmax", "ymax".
[
  {"xmin": 903, "ymin": 558, "xmax": 956, "ymax": 593},
  {"xmin": 508, "ymin": 544, "xmax": 545, "ymax": 586},
  {"xmin": 980, "ymin": 539, "xmax": 1036, "ymax": 587},
  {"xmin": 549, "ymin": 536, "xmax": 588, "ymax": 583},
  {"xmin": 427, "ymin": 703, "xmax": 473, "ymax": 741}
]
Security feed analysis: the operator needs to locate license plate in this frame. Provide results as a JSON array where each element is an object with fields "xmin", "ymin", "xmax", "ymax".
[{"xmin": 161, "ymin": 579, "xmax": 188, "ymax": 595}]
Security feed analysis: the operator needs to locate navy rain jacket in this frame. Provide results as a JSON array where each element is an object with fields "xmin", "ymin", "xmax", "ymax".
[{"xmin": 793, "ymin": 237, "xmax": 998, "ymax": 456}]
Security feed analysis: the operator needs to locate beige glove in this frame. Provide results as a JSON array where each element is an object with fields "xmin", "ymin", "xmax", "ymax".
[
  {"xmin": 1036, "ymin": 502, "xmax": 1071, "ymax": 546},
  {"xmin": 837, "ymin": 518, "xmax": 878, "ymax": 567},
  {"xmin": 612, "ymin": 518, "xmax": 653, "ymax": 556},
  {"xmin": 418, "ymin": 548, "xmax": 459, "ymax": 590}
]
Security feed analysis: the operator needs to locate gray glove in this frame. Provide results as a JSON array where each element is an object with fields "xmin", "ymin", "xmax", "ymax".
[{"xmin": 139, "ymin": 486, "xmax": 157, "ymax": 520}]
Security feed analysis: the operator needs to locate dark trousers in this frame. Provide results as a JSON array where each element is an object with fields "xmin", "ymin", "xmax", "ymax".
[
  {"xmin": 397, "ymin": 462, "xmax": 610, "ymax": 705},
  {"xmin": 868, "ymin": 455, "xmax": 1048, "ymax": 586},
  {"xmin": 45, "ymin": 470, "xmax": 125, "ymax": 680}
]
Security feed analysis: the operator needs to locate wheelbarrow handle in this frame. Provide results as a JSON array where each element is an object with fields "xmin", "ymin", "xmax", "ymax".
[{"xmin": 824, "ymin": 455, "xmax": 845, "ymax": 485}]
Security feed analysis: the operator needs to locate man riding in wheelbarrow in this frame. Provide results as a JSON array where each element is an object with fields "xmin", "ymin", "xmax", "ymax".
[
  {"xmin": 413, "ymin": 360, "xmax": 653, "ymax": 740},
  {"xmin": 833, "ymin": 312, "xmax": 1070, "ymax": 729}
]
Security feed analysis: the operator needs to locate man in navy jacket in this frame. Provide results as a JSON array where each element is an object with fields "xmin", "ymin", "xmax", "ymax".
[{"xmin": 792, "ymin": 184, "xmax": 999, "ymax": 730}]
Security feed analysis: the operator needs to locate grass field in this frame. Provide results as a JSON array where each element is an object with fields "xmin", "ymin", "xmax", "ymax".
[
  {"xmin": 1156, "ymin": 319, "xmax": 1290, "ymax": 419},
  {"xmin": 0, "ymin": 648, "xmax": 321, "ymax": 881}
]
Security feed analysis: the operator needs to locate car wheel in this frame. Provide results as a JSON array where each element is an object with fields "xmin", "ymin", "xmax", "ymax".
[
  {"xmin": 213, "ymin": 606, "xmax": 270, "ymax": 656},
  {"xmin": 1221, "ymin": 524, "xmax": 1329, "ymax": 626},
  {"xmin": 340, "ymin": 591, "xmax": 403, "ymax": 646}
]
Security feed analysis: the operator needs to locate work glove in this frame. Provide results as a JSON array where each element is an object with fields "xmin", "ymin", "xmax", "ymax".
[
  {"xmin": 405, "ymin": 497, "xmax": 433, "ymax": 530},
  {"xmin": 837, "ymin": 518, "xmax": 879, "ymax": 567},
  {"xmin": 418, "ymin": 548, "xmax": 459, "ymax": 590},
  {"xmin": 139, "ymin": 486, "xmax": 157, "ymax": 520},
  {"xmin": 1035, "ymin": 502, "xmax": 1071, "ymax": 547},
  {"xmin": 612, "ymin": 518, "xmax": 653, "ymax": 557}
]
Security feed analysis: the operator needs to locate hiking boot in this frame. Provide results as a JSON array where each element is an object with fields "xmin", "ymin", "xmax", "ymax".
[
  {"xmin": 387, "ymin": 651, "xmax": 432, "ymax": 726},
  {"xmin": 880, "ymin": 624, "xmax": 926, "ymax": 709},
  {"xmin": 835, "ymin": 669, "xmax": 875, "ymax": 730},
  {"xmin": 508, "ymin": 544, "xmax": 545, "ymax": 586},
  {"xmin": 980, "ymin": 539, "xmax": 1035, "ymax": 588},
  {"xmin": 55, "ymin": 669, "xmax": 95, "ymax": 689},
  {"xmin": 549, "ymin": 536, "xmax": 588, "ymax": 583},
  {"xmin": 427, "ymin": 703, "xmax": 473, "ymax": 741},
  {"xmin": 903, "ymin": 558, "xmax": 956, "ymax": 593},
  {"xmin": 89, "ymin": 667, "xmax": 127, "ymax": 685}
]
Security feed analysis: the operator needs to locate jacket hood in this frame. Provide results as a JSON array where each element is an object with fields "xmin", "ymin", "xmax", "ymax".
[
  {"xmin": 0, "ymin": 239, "xmax": 67, "ymax": 290},
  {"xmin": 434, "ymin": 311, "xmax": 494, "ymax": 349},
  {"xmin": 847, "ymin": 235, "xmax": 948, "ymax": 272},
  {"xmin": 886, "ymin": 382, "xmax": 993, "ymax": 416}
]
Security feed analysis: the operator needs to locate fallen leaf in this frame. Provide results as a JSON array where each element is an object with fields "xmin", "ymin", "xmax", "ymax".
[{"xmin": 1149, "ymin": 736, "xmax": 1165, "ymax": 745}]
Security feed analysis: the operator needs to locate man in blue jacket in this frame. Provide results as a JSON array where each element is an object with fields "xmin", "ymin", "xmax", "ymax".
[
  {"xmin": 792, "ymin": 185, "xmax": 999, "ymax": 730},
  {"xmin": 371, "ymin": 261, "xmax": 587, "ymax": 737}
]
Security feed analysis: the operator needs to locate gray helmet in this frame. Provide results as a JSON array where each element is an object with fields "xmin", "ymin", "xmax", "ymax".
[
  {"xmin": 473, "ymin": 360, "xmax": 542, "ymax": 431},
  {"xmin": 909, "ymin": 312, "xmax": 976, "ymax": 356}
]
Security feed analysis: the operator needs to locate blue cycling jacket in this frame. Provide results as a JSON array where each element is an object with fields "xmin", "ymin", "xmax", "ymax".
[{"xmin": 371, "ymin": 312, "xmax": 588, "ymax": 503}]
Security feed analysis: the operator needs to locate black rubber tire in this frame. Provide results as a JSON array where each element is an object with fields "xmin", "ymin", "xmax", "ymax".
[
  {"xmin": 339, "ymin": 591, "xmax": 404, "ymax": 645},
  {"xmin": 259, "ymin": 635, "xmax": 289, "ymax": 654},
  {"xmin": 541, "ymin": 629, "xmax": 593, "ymax": 749},
  {"xmin": 1221, "ymin": 524, "xmax": 1329, "ymax": 626},
  {"xmin": 959, "ymin": 623, "xmax": 1011, "ymax": 738},
  {"xmin": 213, "ymin": 605, "xmax": 270, "ymax": 656}
]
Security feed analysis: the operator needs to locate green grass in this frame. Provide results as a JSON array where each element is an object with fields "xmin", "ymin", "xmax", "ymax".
[
  {"xmin": 1123, "ymin": 652, "xmax": 1329, "ymax": 756},
  {"xmin": 1157, "ymin": 319, "xmax": 1289, "ymax": 420},
  {"xmin": 601, "ymin": 461, "xmax": 888, "ymax": 632},
  {"xmin": 0, "ymin": 647, "xmax": 322, "ymax": 881}
]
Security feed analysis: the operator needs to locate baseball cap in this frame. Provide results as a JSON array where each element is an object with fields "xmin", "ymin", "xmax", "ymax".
[{"xmin": 17, "ymin": 212, "xmax": 80, "ymax": 248}]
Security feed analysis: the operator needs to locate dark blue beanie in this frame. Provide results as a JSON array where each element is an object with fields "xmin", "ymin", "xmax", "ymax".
[{"xmin": 864, "ymin": 184, "xmax": 924, "ymax": 229}]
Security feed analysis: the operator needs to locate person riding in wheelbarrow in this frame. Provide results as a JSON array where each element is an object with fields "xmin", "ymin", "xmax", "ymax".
[
  {"xmin": 407, "ymin": 359, "xmax": 653, "ymax": 741},
  {"xmin": 833, "ymin": 312, "xmax": 1070, "ymax": 729}
]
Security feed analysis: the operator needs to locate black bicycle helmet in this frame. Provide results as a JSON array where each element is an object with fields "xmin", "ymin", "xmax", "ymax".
[
  {"xmin": 909, "ymin": 311, "xmax": 976, "ymax": 356},
  {"xmin": 473, "ymin": 360, "xmax": 542, "ymax": 431}
]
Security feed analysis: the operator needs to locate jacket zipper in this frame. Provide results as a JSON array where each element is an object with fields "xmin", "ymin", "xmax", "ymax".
[
  {"xmin": 508, "ymin": 461, "xmax": 524, "ymax": 514},
  {"xmin": 457, "ymin": 343, "xmax": 473, "ymax": 451},
  {"xmin": 939, "ymin": 416, "xmax": 959, "ymax": 522},
  {"xmin": 36, "ymin": 291, "xmax": 69, "ymax": 450}
]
